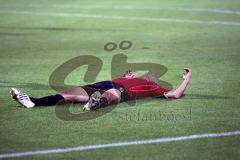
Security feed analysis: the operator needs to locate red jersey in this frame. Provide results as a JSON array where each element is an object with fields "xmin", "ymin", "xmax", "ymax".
[{"xmin": 112, "ymin": 78, "xmax": 169, "ymax": 100}]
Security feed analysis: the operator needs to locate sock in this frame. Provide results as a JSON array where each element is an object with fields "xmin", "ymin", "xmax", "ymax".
[{"xmin": 29, "ymin": 94, "xmax": 64, "ymax": 106}]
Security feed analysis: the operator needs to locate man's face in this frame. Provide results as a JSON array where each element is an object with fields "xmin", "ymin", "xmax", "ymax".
[{"xmin": 124, "ymin": 71, "xmax": 136, "ymax": 79}]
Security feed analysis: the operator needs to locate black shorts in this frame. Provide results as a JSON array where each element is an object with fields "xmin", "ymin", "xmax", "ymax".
[{"xmin": 81, "ymin": 81, "xmax": 128, "ymax": 102}]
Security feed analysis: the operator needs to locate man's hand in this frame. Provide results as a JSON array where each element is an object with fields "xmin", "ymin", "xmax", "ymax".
[
  {"xmin": 183, "ymin": 68, "xmax": 191, "ymax": 80},
  {"xmin": 164, "ymin": 91, "xmax": 176, "ymax": 99}
]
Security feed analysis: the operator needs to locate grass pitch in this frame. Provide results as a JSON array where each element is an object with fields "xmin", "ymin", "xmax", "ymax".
[{"xmin": 0, "ymin": 0, "xmax": 240, "ymax": 159}]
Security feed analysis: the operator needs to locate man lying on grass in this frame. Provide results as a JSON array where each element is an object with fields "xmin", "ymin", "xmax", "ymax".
[{"xmin": 10, "ymin": 68, "xmax": 191, "ymax": 111}]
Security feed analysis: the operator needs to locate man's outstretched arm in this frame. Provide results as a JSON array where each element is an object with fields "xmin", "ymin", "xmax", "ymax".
[{"xmin": 164, "ymin": 68, "xmax": 191, "ymax": 99}]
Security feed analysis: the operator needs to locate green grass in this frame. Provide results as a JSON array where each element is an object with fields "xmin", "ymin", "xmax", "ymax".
[{"xmin": 0, "ymin": 0, "xmax": 240, "ymax": 159}]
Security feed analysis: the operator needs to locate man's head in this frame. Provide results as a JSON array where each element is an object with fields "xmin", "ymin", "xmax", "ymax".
[{"xmin": 124, "ymin": 70, "xmax": 136, "ymax": 79}]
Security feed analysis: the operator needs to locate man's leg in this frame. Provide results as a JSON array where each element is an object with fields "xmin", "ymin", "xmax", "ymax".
[
  {"xmin": 59, "ymin": 87, "xmax": 89, "ymax": 102},
  {"xmin": 31, "ymin": 87, "xmax": 90, "ymax": 106},
  {"xmin": 10, "ymin": 86, "xmax": 89, "ymax": 108},
  {"xmin": 101, "ymin": 88, "xmax": 121, "ymax": 104},
  {"xmin": 164, "ymin": 68, "xmax": 191, "ymax": 99},
  {"xmin": 83, "ymin": 88, "xmax": 121, "ymax": 111},
  {"xmin": 29, "ymin": 94, "xmax": 64, "ymax": 106}
]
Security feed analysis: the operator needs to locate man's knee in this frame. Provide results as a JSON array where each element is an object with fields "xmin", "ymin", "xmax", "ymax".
[{"xmin": 102, "ymin": 89, "xmax": 121, "ymax": 103}]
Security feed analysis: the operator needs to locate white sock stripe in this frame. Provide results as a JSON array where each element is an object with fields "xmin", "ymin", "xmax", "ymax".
[
  {"xmin": 0, "ymin": 130, "xmax": 239, "ymax": 159},
  {"xmin": 0, "ymin": 10, "xmax": 240, "ymax": 26},
  {"xmin": 19, "ymin": 95, "xmax": 28, "ymax": 99},
  {"xmin": 19, "ymin": 95, "xmax": 27, "ymax": 97}
]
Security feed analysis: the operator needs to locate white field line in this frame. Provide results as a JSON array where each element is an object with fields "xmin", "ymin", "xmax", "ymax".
[
  {"xmin": 0, "ymin": 130, "xmax": 240, "ymax": 159},
  {"xmin": 173, "ymin": 7, "xmax": 240, "ymax": 16},
  {"xmin": 0, "ymin": 10, "xmax": 240, "ymax": 26},
  {"xmin": 0, "ymin": 4, "xmax": 240, "ymax": 16}
]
